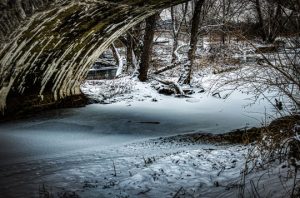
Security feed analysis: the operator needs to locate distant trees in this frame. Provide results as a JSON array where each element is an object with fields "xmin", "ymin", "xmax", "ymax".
[
  {"xmin": 270, "ymin": 0, "xmax": 300, "ymax": 13},
  {"xmin": 127, "ymin": 0, "xmax": 299, "ymax": 109},
  {"xmin": 253, "ymin": 0, "xmax": 282, "ymax": 43},
  {"xmin": 105, "ymin": 0, "xmax": 299, "ymax": 97},
  {"xmin": 252, "ymin": 0, "xmax": 297, "ymax": 43}
]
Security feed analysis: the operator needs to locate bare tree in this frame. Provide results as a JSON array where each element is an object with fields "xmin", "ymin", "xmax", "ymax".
[
  {"xmin": 252, "ymin": 0, "xmax": 295, "ymax": 43},
  {"xmin": 170, "ymin": 3, "xmax": 189, "ymax": 63},
  {"xmin": 178, "ymin": 0, "xmax": 205, "ymax": 85},
  {"xmin": 111, "ymin": 43, "xmax": 124, "ymax": 77},
  {"xmin": 126, "ymin": 33, "xmax": 134, "ymax": 72},
  {"xmin": 138, "ymin": 13, "xmax": 159, "ymax": 81}
]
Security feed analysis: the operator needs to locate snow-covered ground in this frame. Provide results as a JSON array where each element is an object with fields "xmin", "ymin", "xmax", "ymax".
[
  {"xmin": 0, "ymin": 133, "xmax": 296, "ymax": 198},
  {"xmin": 0, "ymin": 75, "xmax": 276, "ymax": 163},
  {"xmin": 1, "ymin": 36, "xmax": 298, "ymax": 197},
  {"xmin": 0, "ymin": 71, "xmax": 278, "ymax": 164},
  {"xmin": 81, "ymin": 69, "xmax": 283, "ymax": 124},
  {"xmin": 0, "ymin": 133, "xmax": 248, "ymax": 197},
  {"xmin": 0, "ymin": 71, "xmax": 287, "ymax": 198}
]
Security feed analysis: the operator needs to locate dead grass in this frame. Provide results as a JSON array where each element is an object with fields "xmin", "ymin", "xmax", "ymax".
[{"xmin": 241, "ymin": 115, "xmax": 300, "ymax": 198}]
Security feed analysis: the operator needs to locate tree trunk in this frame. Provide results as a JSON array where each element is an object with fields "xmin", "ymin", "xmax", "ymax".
[
  {"xmin": 111, "ymin": 43, "xmax": 123, "ymax": 77},
  {"xmin": 111, "ymin": 43, "xmax": 120, "ymax": 67},
  {"xmin": 138, "ymin": 13, "xmax": 158, "ymax": 82},
  {"xmin": 126, "ymin": 33, "xmax": 133, "ymax": 72},
  {"xmin": 221, "ymin": 0, "xmax": 226, "ymax": 45},
  {"xmin": 179, "ymin": 0, "xmax": 205, "ymax": 85},
  {"xmin": 255, "ymin": 0, "xmax": 283, "ymax": 43},
  {"xmin": 267, "ymin": 3, "xmax": 282, "ymax": 43},
  {"xmin": 171, "ymin": 6, "xmax": 179, "ymax": 64},
  {"xmin": 255, "ymin": 0, "xmax": 267, "ymax": 42},
  {"xmin": 170, "ymin": 3, "xmax": 188, "ymax": 64}
]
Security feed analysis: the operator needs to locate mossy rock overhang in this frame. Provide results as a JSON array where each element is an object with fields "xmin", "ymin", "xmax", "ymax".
[{"xmin": 0, "ymin": 0, "xmax": 187, "ymax": 118}]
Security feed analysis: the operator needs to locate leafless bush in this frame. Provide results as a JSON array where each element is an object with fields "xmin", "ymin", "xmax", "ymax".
[
  {"xmin": 238, "ymin": 115, "xmax": 300, "ymax": 197},
  {"xmin": 205, "ymin": 36, "xmax": 300, "ymax": 197},
  {"xmin": 209, "ymin": 37, "xmax": 300, "ymax": 113},
  {"xmin": 81, "ymin": 78, "xmax": 135, "ymax": 103}
]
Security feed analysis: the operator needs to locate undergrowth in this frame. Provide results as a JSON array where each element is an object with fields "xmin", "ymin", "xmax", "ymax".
[{"xmin": 239, "ymin": 115, "xmax": 300, "ymax": 198}]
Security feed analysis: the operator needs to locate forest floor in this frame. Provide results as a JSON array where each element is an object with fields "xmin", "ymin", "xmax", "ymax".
[
  {"xmin": 0, "ymin": 70, "xmax": 297, "ymax": 198},
  {"xmin": 1, "ymin": 67, "xmax": 293, "ymax": 198},
  {"xmin": 1, "ymin": 36, "xmax": 298, "ymax": 197},
  {"xmin": 35, "ymin": 123, "xmax": 299, "ymax": 198},
  {"xmin": 78, "ymin": 69, "xmax": 300, "ymax": 197},
  {"xmin": 77, "ymin": 36, "xmax": 300, "ymax": 197}
]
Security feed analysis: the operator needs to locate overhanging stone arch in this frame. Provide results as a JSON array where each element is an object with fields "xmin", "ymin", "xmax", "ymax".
[{"xmin": 0, "ymin": 0, "xmax": 188, "ymax": 117}]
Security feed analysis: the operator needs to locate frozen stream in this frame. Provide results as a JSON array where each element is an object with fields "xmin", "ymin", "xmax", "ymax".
[
  {"xmin": 0, "ymin": 90, "xmax": 275, "ymax": 166},
  {"xmin": 0, "ymin": 88, "xmax": 279, "ymax": 197}
]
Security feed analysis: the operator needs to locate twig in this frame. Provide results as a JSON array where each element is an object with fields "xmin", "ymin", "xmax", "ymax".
[
  {"xmin": 291, "ymin": 167, "xmax": 298, "ymax": 197},
  {"xmin": 250, "ymin": 179, "xmax": 261, "ymax": 198},
  {"xmin": 112, "ymin": 160, "xmax": 117, "ymax": 177},
  {"xmin": 173, "ymin": 187, "xmax": 183, "ymax": 198}
]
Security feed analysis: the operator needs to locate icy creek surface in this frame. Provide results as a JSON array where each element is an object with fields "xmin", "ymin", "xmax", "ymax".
[
  {"xmin": 0, "ymin": 78, "xmax": 282, "ymax": 197},
  {"xmin": 0, "ymin": 82, "xmax": 274, "ymax": 165}
]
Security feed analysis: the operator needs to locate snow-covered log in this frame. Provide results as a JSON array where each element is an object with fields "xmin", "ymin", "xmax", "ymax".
[
  {"xmin": 151, "ymin": 76, "xmax": 185, "ymax": 95},
  {"xmin": 153, "ymin": 63, "xmax": 180, "ymax": 75}
]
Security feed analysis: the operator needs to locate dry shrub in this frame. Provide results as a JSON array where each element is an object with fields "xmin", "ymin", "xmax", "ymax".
[
  {"xmin": 240, "ymin": 115, "xmax": 300, "ymax": 198},
  {"xmin": 256, "ymin": 115, "xmax": 300, "ymax": 165}
]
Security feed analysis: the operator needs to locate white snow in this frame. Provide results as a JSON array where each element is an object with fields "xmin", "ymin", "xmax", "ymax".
[
  {"xmin": 0, "ymin": 71, "xmax": 296, "ymax": 197},
  {"xmin": 1, "ymin": 35, "xmax": 299, "ymax": 197},
  {"xmin": 0, "ymin": 133, "xmax": 296, "ymax": 198}
]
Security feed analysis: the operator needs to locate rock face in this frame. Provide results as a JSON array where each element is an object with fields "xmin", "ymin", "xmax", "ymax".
[{"xmin": 0, "ymin": 0, "xmax": 187, "ymax": 117}]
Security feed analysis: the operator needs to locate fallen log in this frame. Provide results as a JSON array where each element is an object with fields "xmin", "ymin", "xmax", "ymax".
[
  {"xmin": 153, "ymin": 63, "xmax": 180, "ymax": 75},
  {"xmin": 151, "ymin": 76, "xmax": 185, "ymax": 95}
]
